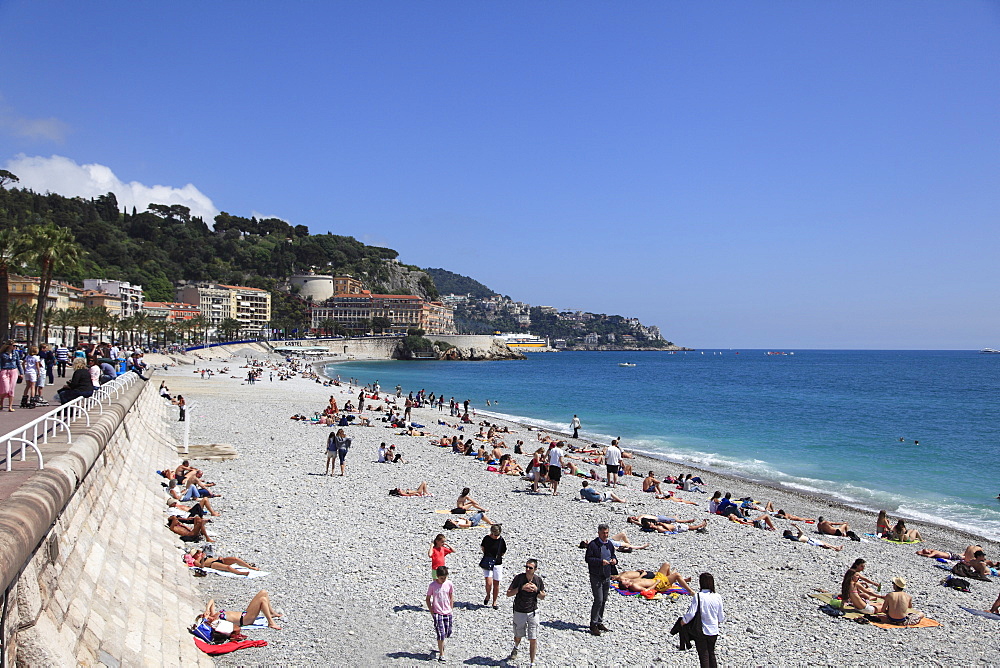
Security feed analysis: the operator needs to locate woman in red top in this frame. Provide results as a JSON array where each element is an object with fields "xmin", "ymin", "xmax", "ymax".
[{"xmin": 428, "ymin": 534, "xmax": 455, "ymax": 578}]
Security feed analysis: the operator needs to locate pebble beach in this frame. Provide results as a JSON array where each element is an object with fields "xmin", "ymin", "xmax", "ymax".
[{"xmin": 155, "ymin": 351, "xmax": 1000, "ymax": 666}]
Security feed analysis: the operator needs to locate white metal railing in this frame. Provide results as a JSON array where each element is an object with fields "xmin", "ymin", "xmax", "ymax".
[{"xmin": 1, "ymin": 372, "xmax": 142, "ymax": 472}]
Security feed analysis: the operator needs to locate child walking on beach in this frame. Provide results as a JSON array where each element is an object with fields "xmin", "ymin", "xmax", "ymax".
[{"xmin": 426, "ymin": 566, "xmax": 454, "ymax": 662}]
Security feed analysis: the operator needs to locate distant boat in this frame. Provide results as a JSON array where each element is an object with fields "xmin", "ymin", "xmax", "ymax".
[
  {"xmin": 618, "ymin": 362, "xmax": 636, "ymax": 367},
  {"xmin": 979, "ymin": 348, "xmax": 1000, "ymax": 354},
  {"xmin": 767, "ymin": 351, "xmax": 789, "ymax": 356}
]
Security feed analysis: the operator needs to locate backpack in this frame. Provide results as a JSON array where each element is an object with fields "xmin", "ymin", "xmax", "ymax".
[{"xmin": 943, "ymin": 576, "xmax": 972, "ymax": 592}]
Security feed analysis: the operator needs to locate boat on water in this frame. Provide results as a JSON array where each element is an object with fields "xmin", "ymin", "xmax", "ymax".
[
  {"xmin": 618, "ymin": 362, "xmax": 636, "ymax": 367},
  {"xmin": 979, "ymin": 348, "xmax": 1000, "ymax": 354},
  {"xmin": 493, "ymin": 332, "xmax": 550, "ymax": 351}
]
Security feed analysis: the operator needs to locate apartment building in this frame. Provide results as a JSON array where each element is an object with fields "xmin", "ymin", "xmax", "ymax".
[
  {"xmin": 81, "ymin": 290, "xmax": 122, "ymax": 315},
  {"xmin": 421, "ymin": 301, "xmax": 456, "ymax": 335},
  {"xmin": 82, "ymin": 279, "xmax": 143, "ymax": 318},
  {"xmin": 176, "ymin": 283, "xmax": 271, "ymax": 335},
  {"xmin": 8, "ymin": 275, "xmax": 86, "ymax": 311},
  {"xmin": 143, "ymin": 302, "xmax": 201, "ymax": 322}
]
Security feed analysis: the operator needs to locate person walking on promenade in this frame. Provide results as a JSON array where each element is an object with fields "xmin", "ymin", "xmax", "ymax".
[
  {"xmin": 426, "ymin": 566, "xmax": 455, "ymax": 662},
  {"xmin": 0, "ymin": 340, "xmax": 20, "ymax": 412},
  {"xmin": 506, "ymin": 558, "xmax": 546, "ymax": 666},
  {"xmin": 571, "ymin": 414, "xmax": 581, "ymax": 439},
  {"xmin": 585, "ymin": 523, "xmax": 618, "ymax": 636},
  {"xmin": 55, "ymin": 342, "xmax": 69, "ymax": 378},
  {"xmin": 481, "ymin": 524, "xmax": 507, "ymax": 608},
  {"xmin": 547, "ymin": 441, "xmax": 565, "ymax": 496},
  {"xmin": 682, "ymin": 572, "xmax": 726, "ymax": 668}
]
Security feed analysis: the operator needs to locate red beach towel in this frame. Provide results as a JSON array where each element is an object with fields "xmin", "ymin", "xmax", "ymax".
[{"xmin": 194, "ymin": 638, "xmax": 268, "ymax": 654}]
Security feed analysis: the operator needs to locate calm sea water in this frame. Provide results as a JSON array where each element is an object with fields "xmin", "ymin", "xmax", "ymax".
[{"xmin": 326, "ymin": 350, "xmax": 1000, "ymax": 540}]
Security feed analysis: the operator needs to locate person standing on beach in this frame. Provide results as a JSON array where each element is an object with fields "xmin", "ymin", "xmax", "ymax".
[
  {"xmin": 325, "ymin": 429, "xmax": 338, "ymax": 475},
  {"xmin": 177, "ymin": 395, "xmax": 186, "ymax": 422},
  {"xmin": 604, "ymin": 439, "xmax": 622, "ymax": 487},
  {"xmin": 682, "ymin": 572, "xmax": 725, "ymax": 668},
  {"xmin": 426, "ymin": 566, "xmax": 455, "ymax": 662},
  {"xmin": 334, "ymin": 428, "xmax": 351, "ymax": 476},
  {"xmin": 547, "ymin": 442, "xmax": 565, "ymax": 496},
  {"xmin": 506, "ymin": 558, "xmax": 546, "ymax": 665},
  {"xmin": 571, "ymin": 415, "xmax": 582, "ymax": 439},
  {"xmin": 585, "ymin": 523, "xmax": 617, "ymax": 636},
  {"xmin": 358, "ymin": 389, "xmax": 365, "ymax": 413},
  {"xmin": 404, "ymin": 397, "xmax": 413, "ymax": 423}
]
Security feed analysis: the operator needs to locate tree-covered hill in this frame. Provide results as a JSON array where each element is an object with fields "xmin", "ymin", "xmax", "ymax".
[
  {"xmin": 0, "ymin": 187, "xmax": 434, "ymax": 303},
  {"xmin": 423, "ymin": 267, "xmax": 494, "ymax": 299}
]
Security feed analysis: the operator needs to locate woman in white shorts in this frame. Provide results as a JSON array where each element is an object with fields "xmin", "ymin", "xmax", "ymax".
[
  {"xmin": 21, "ymin": 346, "xmax": 40, "ymax": 408},
  {"xmin": 481, "ymin": 524, "xmax": 507, "ymax": 608}
]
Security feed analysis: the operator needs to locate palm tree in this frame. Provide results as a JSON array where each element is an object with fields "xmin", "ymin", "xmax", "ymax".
[
  {"xmin": 25, "ymin": 223, "xmax": 83, "ymax": 347},
  {"xmin": 43, "ymin": 307, "xmax": 57, "ymax": 343},
  {"xmin": 0, "ymin": 223, "xmax": 30, "ymax": 341},
  {"xmin": 318, "ymin": 318, "xmax": 335, "ymax": 337},
  {"xmin": 130, "ymin": 312, "xmax": 149, "ymax": 348},
  {"xmin": 69, "ymin": 308, "xmax": 86, "ymax": 348},
  {"xmin": 107, "ymin": 313, "xmax": 121, "ymax": 345},
  {"xmin": 117, "ymin": 315, "xmax": 134, "ymax": 347},
  {"xmin": 218, "ymin": 317, "xmax": 241, "ymax": 342},
  {"xmin": 52, "ymin": 308, "xmax": 73, "ymax": 346},
  {"xmin": 8, "ymin": 302, "xmax": 33, "ymax": 341},
  {"xmin": 188, "ymin": 315, "xmax": 207, "ymax": 346},
  {"xmin": 90, "ymin": 306, "xmax": 111, "ymax": 344}
]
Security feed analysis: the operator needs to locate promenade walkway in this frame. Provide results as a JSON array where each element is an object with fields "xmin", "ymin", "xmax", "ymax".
[{"xmin": 0, "ymin": 373, "xmax": 214, "ymax": 667}]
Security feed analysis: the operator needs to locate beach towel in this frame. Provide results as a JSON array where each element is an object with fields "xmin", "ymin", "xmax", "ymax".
[
  {"xmin": 807, "ymin": 592, "xmax": 863, "ymax": 619},
  {"xmin": 193, "ymin": 638, "xmax": 267, "ymax": 655},
  {"xmin": 959, "ymin": 607, "xmax": 1000, "ymax": 620},
  {"xmin": 242, "ymin": 614, "xmax": 280, "ymax": 630},
  {"xmin": 870, "ymin": 617, "xmax": 939, "ymax": 629},
  {"xmin": 862, "ymin": 533, "xmax": 922, "ymax": 544},
  {"xmin": 189, "ymin": 566, "xmax": 269, "ymax": 579}
]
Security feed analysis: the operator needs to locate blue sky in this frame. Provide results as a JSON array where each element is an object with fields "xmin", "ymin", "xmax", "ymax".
[{"xmin": 2, "ymin": 1, "xmax": 997, "ymax": 348}]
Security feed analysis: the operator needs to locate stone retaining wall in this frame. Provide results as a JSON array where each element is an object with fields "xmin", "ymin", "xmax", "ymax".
[{"xmin": 0, "ymin": 379, "xmax": 213, "ymax": 667}]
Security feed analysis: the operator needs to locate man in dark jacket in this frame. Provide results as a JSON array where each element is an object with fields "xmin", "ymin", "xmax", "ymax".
[{"xmin": 584, "ymin": 523, "xmax": 618, "ymax": 636}]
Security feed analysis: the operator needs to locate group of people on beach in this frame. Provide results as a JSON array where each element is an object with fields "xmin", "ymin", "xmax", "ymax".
[{"xmin": 156, "ymin": 451, "xmax": 283, "ymax": 648}]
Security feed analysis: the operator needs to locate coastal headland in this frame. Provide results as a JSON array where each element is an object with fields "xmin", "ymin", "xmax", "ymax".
[{"xmin": 156, "ymin": 349, "xmax": 999, "ymax": 665}]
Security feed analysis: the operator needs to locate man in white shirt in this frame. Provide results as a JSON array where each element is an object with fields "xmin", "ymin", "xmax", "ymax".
[
  {"xmin": 547, "ymin": 442, "xmax": 564, "ymax": 496},
  {"xmin": 570, "ymin": 415, "xmax": 581, "ymax": 439},
  {"xmin": 604, "ymin": 439, "xmax": 622, "ymax": 487}
]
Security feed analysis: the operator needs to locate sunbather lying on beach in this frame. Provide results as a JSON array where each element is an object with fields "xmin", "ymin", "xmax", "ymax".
[
  {"xmin": 389, "ymin": 482, "xmax": 431, "ymax": 497},
  {"xmin": 740, "ymin": 499, "xmax": 776, "ymax": 513},
  {"xmin": 580, "ymin": 480, "xmax": 626, "ymax": 503},
  {"xmin": 443, "ymin": 511, "xmax": 497, "ymax": 528},
  {"xmin": 915, "ymin": 547, "xmax": 961, "ymax": 560},
  {"xmin": 498, "ymin": 454, "xmax": 523, "ymax": 476},
  {"xmin": 817, "ymin": 517, "xmax": 851, "ymax": 537},
  {"xmin": 728, "ymin": 512, "xmax": 777, "ymax": 531},
  {"xmin": 168, "ymin": 515, "xmax": 213, "ymax": 543},
  {"xmin": 577, "ymin": 531, "xmax": 651, "ymax": 552},
  {"xmin": 782, "ymin": 524, "xmax": 843, "ymax": 550},
  {"xmin": 774, "ymin": 509, "xmax": 815, "ymax": 522},
  {"xmin": 455, "ymin": 487, "xmax": 487, "ymax": 512},
  {"xmin": 196, "ymin": 590, "xmax": 282, "ymax": 631},
  {"xmin": 189, "ymin": 548, "xmax": 260, "ymax": 574},
  {"xmin": 612, "ymin": 562, "xmax": 695, "ymax": 594},
  {"xmin": 626, "ymin": 515, "xmax": 708, "ymax": 533},
  {"xmin": 167, "ymin": 498, "xmax": 219, "ymax": 517}
]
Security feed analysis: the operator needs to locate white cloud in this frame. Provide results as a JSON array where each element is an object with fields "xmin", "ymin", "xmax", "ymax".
[
  {"xmin": 0, "ymin": 97, "xmax": 70, "ymax": 142},
  {"xmin": 3, "ymin": 154, "xmax": 219, "ymax": 221}
]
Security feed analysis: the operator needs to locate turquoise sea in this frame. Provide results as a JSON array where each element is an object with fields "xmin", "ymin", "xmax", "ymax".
[{"xmin": 325, "ymin": 350, "xmax": 1000, "ymax": 541}]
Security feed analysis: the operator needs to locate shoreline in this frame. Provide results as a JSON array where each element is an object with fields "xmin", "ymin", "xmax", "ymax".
[
  {"xmin": 319, "ymin": 357, "xmax": 1000, "ymax": 545},
  {"xmin": 162, "ymin": 353, "xmax": 1000, "ymax": 665}
]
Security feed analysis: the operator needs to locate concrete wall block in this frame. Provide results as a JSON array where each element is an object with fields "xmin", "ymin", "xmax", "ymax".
[
  {"xmin": 15, "ymin": 560, "xmax": 42, "ymax": 627},
  {"xmin": 13, "ymin": 613, "xmax": 78, "ymax": 668}
]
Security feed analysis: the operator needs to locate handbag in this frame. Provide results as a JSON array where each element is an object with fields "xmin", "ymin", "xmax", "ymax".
[
  {"xmin": 687, "ymin": 594, "xmax": 705, "ymax": 638},
  {"xmin": 479, "ymin": 555, "xmax": 496, "ymax": 570}
]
